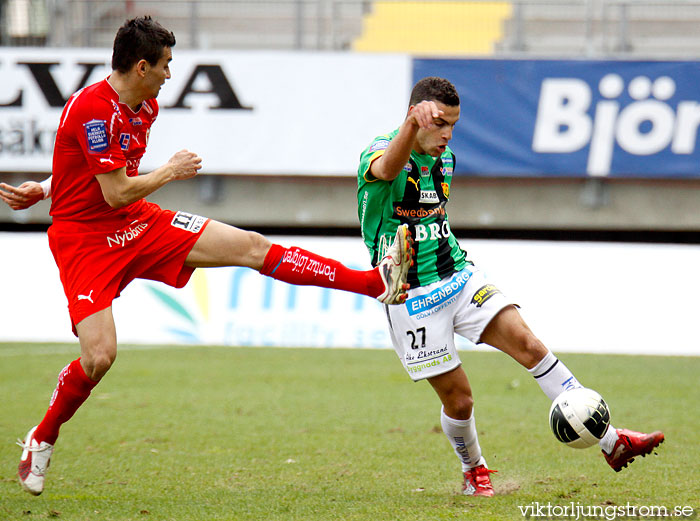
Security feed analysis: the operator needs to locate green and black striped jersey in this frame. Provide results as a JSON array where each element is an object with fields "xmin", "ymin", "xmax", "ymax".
[{"xmin": 357, "ymin": 128, "xmax": 470, "ymax": 288}]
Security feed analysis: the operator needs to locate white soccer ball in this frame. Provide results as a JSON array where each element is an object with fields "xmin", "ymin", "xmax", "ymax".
[{"xmin": 549, "ymin": 387, "xmax": 611, "ymax": 449}]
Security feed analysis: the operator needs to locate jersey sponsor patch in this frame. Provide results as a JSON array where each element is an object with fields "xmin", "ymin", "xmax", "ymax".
[
  {"xmin": 471, "ymin": 284, "xmax": 502, "ymax": 308},
  {"xmin": 369, "ymin": 139, "xmax": 390, "ymax": 153},
  {"xmin": 84, "ymin": 119, "xmax": 109, "ymax": 153},
  {"xmin": 119, "ymin": 133, "xmax": 131, "ymax": 151},
  {"xmin": 171, "ymin": 211, "xmax": 207, "ymax": 234},
  {"xmin": 419, "ymin": 190, "xmax": 439, "ymax": 203},
  {"xmin": 441, "ymin": 182, "xmax": 450, "ymax": 198},
  {"xmin": 420, "ymin": 166, "xmax": 430, "ymax": 177},
  {"xmin": 406, "ymin": 268, "xmax": 472, "ymax": 316}
]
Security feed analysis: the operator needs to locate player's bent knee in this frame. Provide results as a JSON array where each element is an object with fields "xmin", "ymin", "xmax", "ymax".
[
  {"xmin": 249, "ymin": 231, "xmax": 271, "ymax": 258},
  {"xmin": 81, "ymin": 342, "xmax": 117, "ymax": 381},
  {"xmin": 444, "ymin": 393, "xmax": 474, "ymax": 419},
  {"xmin": 240, "ymin": 231, "xmax": 271, "ymax": 271},
  {"xmin": 83, "ymin": 352, "xmax": 115, "ymax": 381},
  {"xmin": 456, "ymin": 394, "xmax": 474, "ymax": 417},
  {"xmin": 516, "ymin": 334, "xmax": 548, "ymax": 369}
]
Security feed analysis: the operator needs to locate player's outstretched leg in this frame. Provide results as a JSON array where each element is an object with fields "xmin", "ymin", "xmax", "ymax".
[
  {"xmin": 260, "ymin": 224, "xmax": 413, "ymax": 304},
  {"xmin": 529, "ymin": 352, "xmax": 665, "ymax": 471},
  {"xmin": 601, "ymin": 428, "xmax": 665, "ymax": 472}
]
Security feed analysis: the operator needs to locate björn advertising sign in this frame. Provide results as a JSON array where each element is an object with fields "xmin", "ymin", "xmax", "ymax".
[{"xmin": 415, "ymin": 59, "xmax": 700, "ymax": 178}]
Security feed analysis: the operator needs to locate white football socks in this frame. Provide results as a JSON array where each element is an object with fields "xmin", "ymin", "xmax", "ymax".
[
  {"xmin": 529, "ymin": 350, "xmax": 618, "ymax": 452},
  {"xmin": 440, "ymin": 406, "xmax": 485, "ymax": 472},
  {"xmin": 528, "ymin": 350, "xmax": 582, "ymax": 400},
  {"xmin": 599, "ymin": 424, "xmax": 620, "ymax": 454}
]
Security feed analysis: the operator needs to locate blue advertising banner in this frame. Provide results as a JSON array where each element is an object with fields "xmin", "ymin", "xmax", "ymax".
[{"xmin": 413, "ymin": 59, "xmax": 700, "ymax": 178}]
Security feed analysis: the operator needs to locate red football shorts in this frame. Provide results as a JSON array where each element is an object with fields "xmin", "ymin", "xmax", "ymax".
[{"xmin": 48, "ymin": 204, "xmax": 210, "ymax": 335}]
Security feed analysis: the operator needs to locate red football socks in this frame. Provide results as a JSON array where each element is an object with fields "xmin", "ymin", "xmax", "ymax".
[
  {"xmin": 260, "ymin": 244, "xmax": 384, "ymax": 298},
  {"xmin": 33, "ymin": 358, "xmax": 97, "ymax": 445}
]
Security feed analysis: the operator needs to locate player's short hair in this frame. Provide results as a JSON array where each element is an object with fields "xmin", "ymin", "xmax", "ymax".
[
  {"xmin": 409, "ymin": 77, "xmax": 460, "ymax": 107},
  {"xmin": 112, "ymin": 16, "xmax": 176, "ymax": 73}
]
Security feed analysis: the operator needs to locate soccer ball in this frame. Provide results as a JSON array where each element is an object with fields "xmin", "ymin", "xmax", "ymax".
[{"xmin": 549, "ymin": 387, "xmax": 611, "ymax": 449}]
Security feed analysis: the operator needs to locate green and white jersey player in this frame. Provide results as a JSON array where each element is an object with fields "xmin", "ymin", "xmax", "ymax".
[
  {"xmin": 356, "ymin": 76, "xmax": 663, "ymax": 497},
  {"xmin": 358, "ymin": 127, "xmax": 467, "ymax": 288}
]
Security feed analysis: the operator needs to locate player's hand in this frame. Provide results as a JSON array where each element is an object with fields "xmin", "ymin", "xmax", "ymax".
[
  {"xmin": 407, "ymin": 100, "xmax": 444, "ymax": 130},
  {"xmin": 0, "ymin": 181, "xmax": 44, "ymax": 210},
  {"xmin": 167, "ymin": 149, "xmax": 202, "ymax": 180}
]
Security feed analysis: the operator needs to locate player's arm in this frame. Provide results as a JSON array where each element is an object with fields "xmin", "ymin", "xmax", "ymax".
[
  {"xmin": 96, "ymin": 149, "xmax": 202, "ymax": 209},
  {"xmin": 370, "ymin": 100, "xmax": 443, "ymax": 181},
  {"xmin": 0, "ymin": 176, "xmax": 52, "ymax": 210}
]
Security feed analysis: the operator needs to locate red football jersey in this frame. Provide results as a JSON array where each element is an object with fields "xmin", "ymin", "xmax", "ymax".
[{"xmin": 50, "ymin": 78, "xmax": 159, "ymax": 226}]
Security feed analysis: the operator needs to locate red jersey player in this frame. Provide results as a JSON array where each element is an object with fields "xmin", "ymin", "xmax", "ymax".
[{"xmin": 8, "ymin": 16, "xmax": 413, "ymax": 496}]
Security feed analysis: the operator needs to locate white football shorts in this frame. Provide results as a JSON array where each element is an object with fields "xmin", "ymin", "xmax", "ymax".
[{"xmin": 385, "ymin": 265, "xmax": 515, "ymax": 381}]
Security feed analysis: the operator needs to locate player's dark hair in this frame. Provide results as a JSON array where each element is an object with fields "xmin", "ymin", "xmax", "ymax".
[
  {"xmin": 111, "ymin": 16, "xmax": 176, "ymax": 73},
  {"xmin": 409, "ymin": 77, "xmax": 460, "ymax": 107}
]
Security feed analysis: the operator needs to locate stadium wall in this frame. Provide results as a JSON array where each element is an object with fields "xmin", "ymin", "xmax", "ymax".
[
  {"xmin": 1, "ymin": 49, "xmax": 699, "ymax": 233},
  {"xmin": 1, "ymin": 233, "xmax": 698, "ymax": 356},
  {"xmin": 3, "ymin": 49, "xmax": 700, "ymax": 178}
]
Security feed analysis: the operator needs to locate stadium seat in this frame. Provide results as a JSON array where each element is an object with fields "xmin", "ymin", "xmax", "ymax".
[{"xmin": 352, "ymin": 1, "xmax": 512, "ymax": 55}]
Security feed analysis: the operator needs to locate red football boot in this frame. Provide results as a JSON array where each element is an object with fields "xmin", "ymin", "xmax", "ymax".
[
  {"xmin": 603, "ymin": 428, "xmax": 664, "ymax": 472},
  {"xmin": 462, "ymin": 464, "xmax": 497, "ymax": 497}
]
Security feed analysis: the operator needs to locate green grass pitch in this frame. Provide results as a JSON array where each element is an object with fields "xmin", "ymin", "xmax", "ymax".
[{"xmin": 1, "ymin": 344, "xmax": 698, "ymax": 520}]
